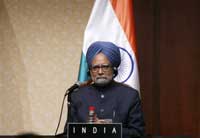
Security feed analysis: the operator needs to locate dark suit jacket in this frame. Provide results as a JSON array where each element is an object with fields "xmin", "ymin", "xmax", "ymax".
[{"xmin": 64, "ymin": 81, "xmax": 145, "ymax": 137}]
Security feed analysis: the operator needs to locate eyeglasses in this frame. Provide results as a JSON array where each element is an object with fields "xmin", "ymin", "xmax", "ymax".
[{"xmin": 90, "ymin": 64, "xmax": 112, "ymax": 73}]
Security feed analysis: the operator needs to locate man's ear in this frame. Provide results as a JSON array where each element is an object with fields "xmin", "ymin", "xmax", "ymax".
[
  {"xmin": 113, "ymin": 67, "xmax": 118, "ymax": 77},
  {"xmin": 87, "ymin": 70, "xmax": 91, "ymax": 77}
]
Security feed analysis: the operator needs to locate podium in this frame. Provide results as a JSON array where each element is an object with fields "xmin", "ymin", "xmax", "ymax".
[{"xmin": 67, "ymin": 123, "xmax": 122, "ymax": 138}]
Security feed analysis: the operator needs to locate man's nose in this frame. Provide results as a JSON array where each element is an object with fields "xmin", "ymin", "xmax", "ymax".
[{"xmin": 97, "ymin": 67, "xmax": 103, "ymax": 74}]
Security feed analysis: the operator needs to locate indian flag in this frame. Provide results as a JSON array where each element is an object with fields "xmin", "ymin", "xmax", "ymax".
[{"xmin": 78, "ymin": 0, "xmax": 140, "ymax": 93}]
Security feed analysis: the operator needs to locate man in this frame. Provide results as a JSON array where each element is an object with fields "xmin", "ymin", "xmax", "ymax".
[{"xmin": 64, "ymin": 41, "xmax": 145, "ymax": 137}]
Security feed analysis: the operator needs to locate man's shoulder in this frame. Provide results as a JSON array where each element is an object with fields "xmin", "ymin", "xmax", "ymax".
[
  {"xmin": 114, "ymin": 81, "xmax": 138, "ymax": 92},
  {"xmin": 71, "ymin": 85, "xmax": 92, "ymax": 96},
  {"xmin": 112, "ymin": 82, "xmax": 139, "ymax": 100}
]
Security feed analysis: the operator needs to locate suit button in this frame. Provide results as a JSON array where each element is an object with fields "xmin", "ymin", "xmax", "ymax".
[
  {"xmin": 100, "ymin": 109, "xmax": 104, "ymax": 112},
  {"xmin": 101, "ymin": 94, "xmax": 104, "ymax": 98}
]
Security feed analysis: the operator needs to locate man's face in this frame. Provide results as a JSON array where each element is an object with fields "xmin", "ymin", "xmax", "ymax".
[{"xmin": 90, "ymin": 53, "xmax": 114, "ymax": 86}]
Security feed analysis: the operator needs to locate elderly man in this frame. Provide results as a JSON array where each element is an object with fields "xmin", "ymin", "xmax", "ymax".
[{"xmin": 64, "ymin": 41, "xmax": 145, "ymax": 137}]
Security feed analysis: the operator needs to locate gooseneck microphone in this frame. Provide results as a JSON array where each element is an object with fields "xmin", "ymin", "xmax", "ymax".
[
  {"xmin": 55, "ymin": 80, "xmax": 92, "ymax": 136},
  {"xmin": 55, "ymin": 82, "xmax": 80, "ymax": 136},
  {"xmin": 64, "ymin": 82, "xmax": 81, "ymax": 96}
]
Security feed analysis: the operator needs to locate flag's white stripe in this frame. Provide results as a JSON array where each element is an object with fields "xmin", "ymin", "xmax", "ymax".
[{"xmin": 82, "ymin": 0, "xmax": 139, "ymax": 91}]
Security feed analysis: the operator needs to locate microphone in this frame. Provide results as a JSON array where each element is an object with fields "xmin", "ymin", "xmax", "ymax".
[
  {"xmin": 64, "ymin": 80, "xmax": 93, "ymax": 96},
  {"xmin": 55, "ymin": 80, "xmax": 92, "ymax": 135},
  {"xmin": 65, "ymin": 82, "xmax": 81, "ymax": 96},
  {"xmin": 67, "ymin": 82, "xmax": 81, "ymax": 92}
]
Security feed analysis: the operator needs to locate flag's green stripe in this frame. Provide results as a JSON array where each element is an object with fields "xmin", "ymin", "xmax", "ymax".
[{"xmin": 78, "ymin": 53, "xmax": 89, "ymax": 82}]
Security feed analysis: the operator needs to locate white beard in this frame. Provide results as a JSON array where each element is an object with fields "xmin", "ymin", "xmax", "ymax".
[{"xmin": 94, "ymin": 78, "xmax": 112, "ymax": 87}]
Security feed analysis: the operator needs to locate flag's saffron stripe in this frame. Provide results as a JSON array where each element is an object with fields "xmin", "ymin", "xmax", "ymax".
[
  {"xmin": 109, "ymin": 0, "xmax": 140, "ymax": 92},
  {"xmin": 110, "ymin": 0, "xmax": 138, "ymax": 58}
]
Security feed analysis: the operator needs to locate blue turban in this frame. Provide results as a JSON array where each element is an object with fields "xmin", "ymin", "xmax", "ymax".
[{"xmin": 86, "ymin": 41, "xmax": 121, "ymax": 67}]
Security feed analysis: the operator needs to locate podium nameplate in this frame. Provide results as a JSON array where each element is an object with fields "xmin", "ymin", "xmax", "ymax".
[{"xmin": 67, "ymin": 123, "xmax": 122, "ymax": 138}]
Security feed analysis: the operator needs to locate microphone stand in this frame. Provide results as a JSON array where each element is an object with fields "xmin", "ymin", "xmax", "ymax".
[
  {"xmin": 54, "ymin": 87, "xmax": 76, "ymax": 136},
  {"xmin": 54, "ymin": 80, "xmax": 92, "ymax": 136}
]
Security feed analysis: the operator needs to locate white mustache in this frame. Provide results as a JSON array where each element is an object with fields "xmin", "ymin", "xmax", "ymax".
[{"xmin": 96, "ymin": 77, "xmax": 107, "ymax": 79}]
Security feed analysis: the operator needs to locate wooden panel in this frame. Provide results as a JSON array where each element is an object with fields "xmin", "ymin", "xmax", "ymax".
[
  {"xmin": 134, "ymin": 0, "xmax": 200, "ymax": 136},
  {"xmin": 159, "ymin": 0, "xmax": 200, "ymax": 136},
  {"xmin": 134, "ymin": 0, "xmax": 159, "ymax": 134}
]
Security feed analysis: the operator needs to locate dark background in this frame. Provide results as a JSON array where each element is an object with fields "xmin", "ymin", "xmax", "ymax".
[{"xmin": 134, "ymin": 0, "xmax": 200, "ymax": 137}]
